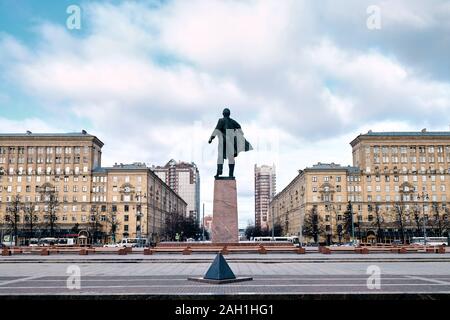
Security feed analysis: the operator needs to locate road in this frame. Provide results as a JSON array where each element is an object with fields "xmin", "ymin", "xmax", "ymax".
[{"xmin": 1, "ymin": 253, "xmax": 450, "ymax": 296}]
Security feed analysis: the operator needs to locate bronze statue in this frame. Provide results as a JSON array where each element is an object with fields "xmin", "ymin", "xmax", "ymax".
[{"xmin": 208, "ymin": 108, "xmax": 253, "ymax": 178}]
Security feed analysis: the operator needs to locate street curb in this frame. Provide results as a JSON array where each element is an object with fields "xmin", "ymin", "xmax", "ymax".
[{"xmin": 2, "ymin": 257, "xmax": 450, "ymax": 263}]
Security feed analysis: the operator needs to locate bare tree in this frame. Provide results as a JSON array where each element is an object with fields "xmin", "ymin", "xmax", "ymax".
[
  {"xmin": 373, "ymin": 204, "xmax": 385, "ymax": 243},
  {"xmin": 429, "ymin": 203, "xmax": 450, "ymax": 237},
  {"xmin": 342, "ymin": 201, "xmax": 355, "ymax": 241},
  {"xmin": 164, "ymin": 211, "xmax": 201, "ymax": 241},
  {"xmin": 393, "ymin": 203, "xmax": 408, "ymax": 244},
  {"xmin": 23, "ymin": 202, "xmax": 40, "ymax": 243},
  {"xmin": 302, "ymin": 206, "xmax": 325, "ymax": 244},
  {"xmin": 105, "ymin": 209, "xmax": 120, "ymax": 244},
  {"xmin": 412, "ymin": 204, "xmax": 423, "ymax": 237},
  {"xmin": 5, "ymin": 195, "xmax": 22, "ymax": 246},
  {"xmin": 38, "ymin": 183, "xmax": 59, "ymax": 237},
  {"xmin": 89, "ymin": 205, "xmax": 105, "ymax": 244}
]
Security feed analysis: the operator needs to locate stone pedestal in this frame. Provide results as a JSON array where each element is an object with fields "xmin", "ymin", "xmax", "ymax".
[{"xmin": 212, "ymin": 178, "xmax": 238, "ymax": 244}]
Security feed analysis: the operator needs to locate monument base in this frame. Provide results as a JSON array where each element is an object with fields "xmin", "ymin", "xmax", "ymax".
[
  {"xmin": 187, "ymin": 277, "xmax": 253, "ymax": 284},
  {"xmin": 188, "ymin": 253, "xmax": 253, "ymax": 284},
  {"xmin": 211, "ymin": 179, "xmax": 238, "ymax": 244}
]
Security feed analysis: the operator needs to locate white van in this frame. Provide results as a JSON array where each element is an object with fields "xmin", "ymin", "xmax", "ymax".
[{"xmin": 117, "ymin": 238, "xmax": 147, "ymax": 248}]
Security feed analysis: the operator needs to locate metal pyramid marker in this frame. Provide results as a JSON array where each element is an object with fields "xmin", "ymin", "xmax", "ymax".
[
  {"xmin": 204, "ymin": 253, "xmax": 236, "ymax": 280},
  {"xmin": 188, "ymin": 253, "xmax": 253, "ymax": 284}
]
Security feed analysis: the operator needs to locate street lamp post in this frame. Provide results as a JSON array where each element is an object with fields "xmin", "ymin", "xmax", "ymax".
[
  {"xmin": 299, "ymin": 212, "xmax": 303, "ymax": 247},
  {"xmin": 417, "ymin": 192, "xmax": 429, "ymax": 245},
  {"xmin": 151, "ymin": 179, "xmax": 156, "ymax": 244},
  {"xmin": 349, "ymin": 201, "xmax": 355, "ymax": 243},
  {"xmin": 271, "ymin": 207, "xmax": 275, "ymax": 241}
]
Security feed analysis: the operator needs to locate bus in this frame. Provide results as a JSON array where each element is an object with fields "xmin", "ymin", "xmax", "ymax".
[
  {"xmin": 411, "ymin": 237, "xmax": 448, "ymax": 246},
  {"xmin": 253, "ymin": 236, "xmax": 299, "ymax": 245}
]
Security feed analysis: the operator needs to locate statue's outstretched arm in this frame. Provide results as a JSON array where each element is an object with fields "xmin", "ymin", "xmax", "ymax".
[{"xmin": 208, "ymin": 120, "xmax": 222, "ymax": 143}]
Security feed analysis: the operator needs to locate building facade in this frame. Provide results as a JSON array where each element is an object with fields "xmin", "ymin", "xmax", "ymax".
[
  {"xmin": 152, "ymin": 159, "xmax": 200, "ymax": 223},
  {"xmin": 270, "ymin": 130, "xmax": 450, "ymax": 244},
  {"xmin": 0, "ymin": 132, "xmax": 186, "ymax": 244},
  {"xmin": 254, "ymin": 164, "xmax": 276, "ymax": 230}
]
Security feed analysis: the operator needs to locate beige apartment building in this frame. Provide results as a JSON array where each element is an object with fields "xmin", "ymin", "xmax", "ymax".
[
  {"xmin": 270, "ymin": 130, "xmax": 450, "ymax": 244},
  {"xmin": 92, "ymin": 163, "xmax": 187, "ymax": 242},
  {"xmin": 0, "ymin": 131, "xmax": 186, "ymax": 244}
]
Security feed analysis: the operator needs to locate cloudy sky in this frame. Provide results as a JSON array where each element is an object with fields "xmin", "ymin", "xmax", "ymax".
[{"xmin": 1, "ymin": 0, "xmax": 450, "ymax": 227}]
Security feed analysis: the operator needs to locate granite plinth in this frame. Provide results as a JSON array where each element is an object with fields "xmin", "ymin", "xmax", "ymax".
[{"xmin": 211, "ymin": 179, "xmax": 238, "ymax": 244}]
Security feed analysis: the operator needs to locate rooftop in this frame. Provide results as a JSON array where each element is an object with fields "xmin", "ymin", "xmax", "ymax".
[
  {"xmin": 350, "ymin": 129, "xmax": 450, "ymax": 146},
  {"xmin": 152, "ymin": 159, "xmax": 199, "ymax": 170},
  {"xmin": 102, "ymin": 162, "xmax": 148, "ymax": 170},
  {"xmin": 0, "ymin": 130, "xmax": 94, "ymax": 138},
  {"xmin": 363, "ymin": 130, "xmax": 450, "ymax": 137},
  {"xmin": 304, "ymin": 162, "xmax": 360, "ymax": 172},
  {"xmin": 0, "ymin": 130, "xmax": 104, "ymax": 146}
]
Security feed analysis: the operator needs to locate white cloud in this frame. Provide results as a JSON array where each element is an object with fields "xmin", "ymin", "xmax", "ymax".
[
  {"xmin": 1, "ymin": 0, "xmax": 450, "ymax": 227},
  {"xmin": 0, "ymin": 117, "xmax": 60, "ymax": 133}
]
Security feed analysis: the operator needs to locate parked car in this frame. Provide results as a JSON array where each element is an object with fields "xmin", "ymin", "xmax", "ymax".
[
  {"xmin": 117, "ymin": 238, "xmax": 147, "ymax": 248},
  {"xmin": 341, "ymin": 240, "xmax": 360, "ymax": 247},
  {"xmin": 103, "ymin": 243, "xmax": 120, "ymax": 248},
  {"xmin": 29, "ymin": 238, "xmax": 39, "ymax": 247}
]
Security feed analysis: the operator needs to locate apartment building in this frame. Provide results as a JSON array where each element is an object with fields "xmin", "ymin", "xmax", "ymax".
[
  {"xmin": 91, "ymin": 163, "xmax": 187, "ymax": 242},
  {"xmin": 152, "ymin": 159, "xmax": 200, "ymax": 223},
  {"xmin": 254, "ymin": 164, "xmax": 276, "ymax": 230},
  {"xmin": 0, "ymin": 131, "xmax": 186, "ymax": 244},
  {"xmin": 270, "ymin": 130, "xmax": 450, "ymax": 244}
]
